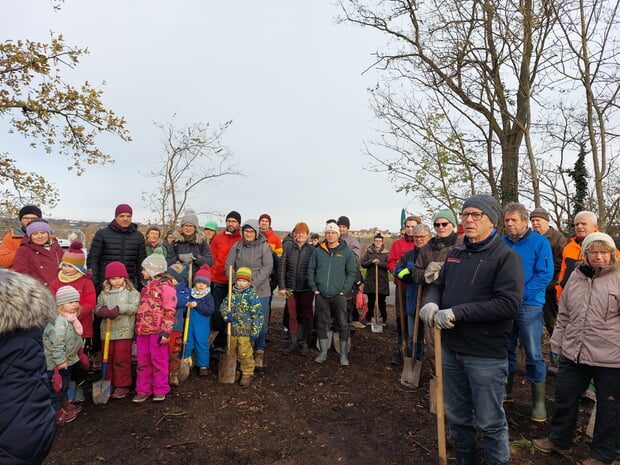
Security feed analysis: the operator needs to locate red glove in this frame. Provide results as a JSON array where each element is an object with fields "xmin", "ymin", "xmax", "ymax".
[
  {"xmin": 77, "ymin": 347, "xmax": 89, "ymax": 370},
  {"xmin": 52, "ymin": 367, "xmax": 62, "ymax": 393}
]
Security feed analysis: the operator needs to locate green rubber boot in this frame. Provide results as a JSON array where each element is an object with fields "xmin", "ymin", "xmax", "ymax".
[
  {"xmin": 315, "ymin": 338, "xmax": 329, "ymax": 363},
  {"xmin": 531, "ymin": 382, "xmax": 547, "ymax": 422},
  {"xmin": 339, "ymin": 340, "xmax": 349, "ymax": 366},
  {"xmin": 503, "ymin": 373, "xmax": 515, "ymax": 403},
  {"xmin": 283, "ymin": 332, "xmax": 298, "ymax": 354}
]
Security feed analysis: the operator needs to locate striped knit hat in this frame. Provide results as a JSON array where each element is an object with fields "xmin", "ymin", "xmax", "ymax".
[
  {"xmin": 60, "ymin": 241, "xmax": 86, "ymax": 274},
  {"xmin": 56, "ymin": 285, "xmax": 80, "ymax": 306},
  {"xmin": 236, "ymin": 267, "xmax": 252, "ymax": 282}
]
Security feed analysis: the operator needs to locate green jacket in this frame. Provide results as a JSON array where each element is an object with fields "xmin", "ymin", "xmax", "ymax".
[
  {"xmin": 96, "ymin": 287, "xmax": 140, "ymax": 340},
  {"xmin": 43, "ymin": 315, "xmax": 82, "ymax": 370},
  {"xmin": 307, "ymin": 240, "xmax": 357, "ymax": 298}
]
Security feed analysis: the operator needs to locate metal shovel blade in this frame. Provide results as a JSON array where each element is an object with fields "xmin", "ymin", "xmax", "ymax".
[
  {"xmin": 92, "ymin": 378, "xmax": 111, "ymax": 404},
  {"xmin": 218, "ymin": 323, "xmax": 236, "ymax": 384},
  {"xmin": 371, "ymin": 317, "xmax": 383, "ymax": 333},
  {"xmin": 179, "ymin": 357, "xmax": 191, "ymax": 382},
  {"xmin": 400, "ymin": 356, "xmax": 418, "ymax": 388}
]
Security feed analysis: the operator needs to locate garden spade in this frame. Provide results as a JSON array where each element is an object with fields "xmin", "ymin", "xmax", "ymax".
[
  {"xmin": 179, "ymin": 263, "xmax": 193, "ymax": 381},
  {"xmin": 370, "ymin": 264, "xmax": 383, "ymax": 333},
  {"xmin": 399, "ymin": 286, "xmax": 416, "ymax": 388},
  {"xmin": 218, "ymin": 266, "xmax": 236, "ymax": 384},
  {"xmin": 92, "ymin": 318, "xmax": 111, "ymax": 404}
]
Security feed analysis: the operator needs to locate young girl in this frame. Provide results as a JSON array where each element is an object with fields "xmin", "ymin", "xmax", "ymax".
[
  {"xmin": 49, "ymin": 241, "xmax": 96, "ymax": 402},
  {"xmin": 166, "ymin": 262, "xmax": 190, "ymax": 386},
  {"xmin": 94, "ymin": 261, "xmax": 140, "ymax": 399},
  {"xmin": 133, "ymin": 250, "xmax": 177, "ymax": 403},
  {"xmin": 220, "ymin": 267, "xmax": 262, "ymax": 387},
  {"xmin": 43, "ymin": 286, "xmax": 85, "ymax": 424}
]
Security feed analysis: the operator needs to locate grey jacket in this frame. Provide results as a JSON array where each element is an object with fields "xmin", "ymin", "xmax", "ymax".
[{"xmin": 226, "ymin": 224, "xmax": 273, "ymax": 298}]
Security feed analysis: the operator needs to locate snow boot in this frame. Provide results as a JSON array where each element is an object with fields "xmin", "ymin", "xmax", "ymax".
[
  {"xmin": 55, "ymin": 408, "xmax": 77, "ymax": 424},
  {"xmin": 239, "ymin": 373, "xmax": 253, "ymax": 388},
  {"xmin": 339, "ymin": 340, "xmax": 349, "ymax": 366},
  {"xmin": 503, "ymin": 372, "xmax": 515, "ymax": 402},
  {"xmin": 283, "ymin": 332, "xmax": 299, "ymax": 354},
  {"xmin": 254, "ymin": 350, "xmax": 265, "ymax": 370},
  {"xmin": 315, "ymin": 338, "xmax": 329, "ymax": 363},
  {"xmin": 531, "ymin": 382, "xmax": 547, "ymax": 422}
]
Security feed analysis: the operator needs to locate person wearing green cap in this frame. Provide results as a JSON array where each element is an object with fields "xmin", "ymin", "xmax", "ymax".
[{"xmin": 203, "ymin": 221, "xmax": 218, "ymax": 245}]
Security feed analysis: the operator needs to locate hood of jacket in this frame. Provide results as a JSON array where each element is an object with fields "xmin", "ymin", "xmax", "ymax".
[
  {"xmin": 0, "ymin": 270, "xmax": 56, "ymax": 334},
  {"xmin": 171, "ymin": 228, "xmax": 207, "ymax": 245},
  {"xmin": 241, "ymin": 220, "xmax": 266, "ymax": 247}
]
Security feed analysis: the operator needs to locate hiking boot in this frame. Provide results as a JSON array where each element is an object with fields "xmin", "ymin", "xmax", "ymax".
[
  {"xmin": 152, "ymin": 394, "xmax": 166, "ymax": 402},
  {"xmin": 254, "ymin": 350, "xmax": 265, "ymax": 370},
  {"xmin": 239, "ymin": 374, "xmax": 252, "ymax": 388},
  {"xmin": 199, "ymin": 366, "xmax": 209, "ymax": 377},
  {"xmin": 533, "ymin": 438, "xmax": 569, "ymax": 454},
  {"xmin": 582, "ymin": 458, "xmax": 613, "ymax": 465},
  {"xmin": 111, "ymin": 387, "xmax": 129, "ymax": 399},
  {"xmin": 62, "ymin": 400, "xmax": 82, "ymax": 413},
  {"xmin": 55, "ymin": 408, "xmax": 77, "ymax": 424},
  {"xmin": 169, "ymin": 372, "xmax": 180, "ymax": 387},
  {"xmin": 132, "ymin": 394, "xmax": 148, "ymax": 403},
  {"xmin": 352, "ymin": 320, "xmax": 366, "ymax": 329},
  {"xmin": 73, "ymin": 385, "xmax": 85, "ymax": 403}
]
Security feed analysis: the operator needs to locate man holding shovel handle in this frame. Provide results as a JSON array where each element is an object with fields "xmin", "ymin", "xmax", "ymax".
[{"xmin": 420, "ymin": 194, "xmax": 524, "ymax": 465}]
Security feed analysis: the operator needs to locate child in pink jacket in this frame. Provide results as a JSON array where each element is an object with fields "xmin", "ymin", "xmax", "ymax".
[{"xmin": 132, "ymin": 250, "xmax": 176, "ymax": 403}]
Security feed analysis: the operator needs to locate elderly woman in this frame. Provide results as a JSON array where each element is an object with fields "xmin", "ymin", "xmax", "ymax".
[
  {"xmin": 166, "ymin": 210, "xmax": 213, "ymax": 273},
  {"xmin": 534, "ymin": 232, "xmax": 620, "ymax": 465},
  {"xmin": 13, "ymin": 220, "xmax": 64, "ymax": 288}
]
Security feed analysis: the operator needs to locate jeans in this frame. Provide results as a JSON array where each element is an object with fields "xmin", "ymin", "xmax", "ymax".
[
  {"xmin": 507, "ymin": 305, "xmax": 546, "ymax": 383},
  {"xmin": 549, "ymin": 358, "xmax": 620, "ymax": 464},
  {"xmin": 315, "ymin": 294, "xmax": 348, "ymax": 341},
  {"xmin": 252, "ymin": 297, "xmax": 270, "ymax": 351},
  {"xmin": 443, "ymin": 347, "xmax": 510, "ymax": 465}
]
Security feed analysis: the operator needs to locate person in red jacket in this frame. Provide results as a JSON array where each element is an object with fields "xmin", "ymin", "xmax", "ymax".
[
  {"xmin": 209, "ymin": 211, "xmax": 243, "ymax": 354},
  {"xmin": 386, "ymin": 214, "xmax": 422, "ymax": 365},
  {"xmin": 13, "ymin": 220, "xmax": 64, "ymax": 288}
]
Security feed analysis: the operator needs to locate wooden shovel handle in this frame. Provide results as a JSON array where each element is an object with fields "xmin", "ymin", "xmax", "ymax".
[
  {"xmin": 227, "ymin": 265, "xmax": 233, "ymax": 351},
  {"xmin": 434, "ymin": 326, "xmax": 447, "ymax": 465},
  {"xmin": 412, "ymin": 285, "xmax": 422, "ymax": 345}
]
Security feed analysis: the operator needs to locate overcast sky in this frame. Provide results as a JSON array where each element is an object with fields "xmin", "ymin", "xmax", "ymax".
[{"xmin": 4, "ymin": 1, "xmax": 422, "ymax": 233}]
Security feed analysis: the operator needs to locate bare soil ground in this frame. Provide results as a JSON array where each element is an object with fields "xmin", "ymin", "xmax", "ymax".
[{"xmin": 45, "ymin": 296, "xmax": 602, "ymax": 465}]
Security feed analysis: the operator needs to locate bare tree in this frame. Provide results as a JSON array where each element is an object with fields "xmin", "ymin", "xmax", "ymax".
[{"xmin": 143, "ymin": 119, "xmax": 241, "ymax": 232}]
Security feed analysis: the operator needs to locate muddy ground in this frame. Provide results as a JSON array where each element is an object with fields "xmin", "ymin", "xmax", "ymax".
[{"xmin": 45, "ymin": 296, "xmax": 603, "ymax": 465}]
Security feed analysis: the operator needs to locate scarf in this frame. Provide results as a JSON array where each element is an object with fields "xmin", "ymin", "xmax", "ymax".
[
  {"xmin": 233, "ymin": 284, "xmax": 250, "ymax": 294},
  {"xmin": 191, "ymin": 287, "xmax": 210, "ymax": 299},
  {"xmin": 111, "ymin": 220, "xmax": 131, "ymax": 232},
  {"xmin": 58, "ymin": 270, "xmax": 84, "ymax": 284},
  {"xmin": 464, "ymin": 229, "xmax": 498, "ymax": 252},
  {"xmin": 63, "ymin": 312, "xmax": 84, "ymax": 336},
  {"xmin": 434, "ymin": 232, "xmax": 457, "ymax": 251}
]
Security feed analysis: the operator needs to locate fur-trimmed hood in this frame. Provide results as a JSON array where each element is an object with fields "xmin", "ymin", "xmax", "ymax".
[
  {"xmin": 171, "ymin": 228, "xmax": 207, "ymax": 245},
  {"xmin": 0, "ymin": 270, "xmax": 56, "ymax": 334}
]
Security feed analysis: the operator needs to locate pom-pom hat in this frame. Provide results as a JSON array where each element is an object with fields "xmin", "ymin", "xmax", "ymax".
[{"xmin": 60, "ymin": 241, "xmax": 86, "ymax": 274}]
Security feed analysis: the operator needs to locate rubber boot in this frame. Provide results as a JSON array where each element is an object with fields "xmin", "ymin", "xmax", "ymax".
[
  {"xmin": 339, "ymin": 340, "xmax": 349, "ymax": 366},
  {"xmin": 283, "ymin": 332, "xmax": 298, "ymax": 354},
  {"xmin": 531, "ymin": 382, "xmax": 547, "ymax": 422},
  {"xmin": 300, "ymin": 333, "xmax": 310, "ymax": 356},
  {"xmin": 315, "ymin": 338, "xmax": 329, "ymax": 363},
  {"xmin": 503, "ymin": 372, "xmax": 515, "ymax": 403}
]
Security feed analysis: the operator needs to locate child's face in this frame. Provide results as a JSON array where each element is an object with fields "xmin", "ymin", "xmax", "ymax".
[
  {"xmin": 61, "ymin": 263, "xmax": 78, "ymax": 276},
  {"xmin": 236, "ymin": 278, "xmax": 250, "ymax": 288},
  {"xmin": 194, "ymin": 282, "xmax": 208, "ymax": 292},
  {"xmin": 141, "ymin": 268, "xmax": 151, "ymax": 280},
  {"xmin": 61, "ymin": 301, "xmax": 80, "ymax": 314},
  {"xmin": 109, "ymin": 276, "xmax": 125, "ymax": 288}
]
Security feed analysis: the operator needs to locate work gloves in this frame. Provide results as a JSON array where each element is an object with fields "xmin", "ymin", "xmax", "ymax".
[
  {"xmin": 179, "ymin": 253, "xmax": 196, "ymax": 263},
  {"xmin": 98, "ymin": 306, "xmax": 120, "ymax": 319},
  {"xmin": 420, "ymin": 303, "xmax": 439, "ymax": 327},
  {"xmin": 435, "ymin": 308, "xmax": 455, "ymax": 329}
]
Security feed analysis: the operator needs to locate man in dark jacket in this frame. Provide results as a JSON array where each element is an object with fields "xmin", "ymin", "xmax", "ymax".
[
  {"xmin": 307, "ymin": 222, "xmax": 357, "ymax": 366},
  {"xmin": 0, "ymin": 270, "xmax": 56, "ymax": 465},
  {"xmin": 87, "ymin": 204, "xmax": 147, "ymax": 293},
  {"xmin": 421, "ymin": 194, "xmax": 524, "ymax": 465}
]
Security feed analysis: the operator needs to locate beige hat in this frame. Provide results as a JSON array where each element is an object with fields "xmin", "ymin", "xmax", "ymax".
[{"xmin": 582, "ymin": 232, "xmax": 616, "ymax": 253}]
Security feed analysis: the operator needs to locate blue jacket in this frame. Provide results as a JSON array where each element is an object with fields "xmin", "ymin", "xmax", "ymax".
[
  {"xmin": 502, "ymin": 229, "xmax": 553, "ymax": 307},
  {"xmin": 394, "ymin": 247, "xmax": 420, "ymax": 316}
]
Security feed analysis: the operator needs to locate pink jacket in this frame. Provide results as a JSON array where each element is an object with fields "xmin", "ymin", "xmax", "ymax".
[{"xmin": 134, "ymin": 279, "xmax": 177, "ymax": 336}]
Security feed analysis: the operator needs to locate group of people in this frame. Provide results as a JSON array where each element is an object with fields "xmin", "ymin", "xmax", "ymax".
[{"xmin": 1, "ymin": 197, "xmax": 618, "ymax": 465}]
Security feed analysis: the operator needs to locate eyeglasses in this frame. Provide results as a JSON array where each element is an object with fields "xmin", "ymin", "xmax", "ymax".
[
  {"xmin": 413, "ymin": 235, "xmax": 429, "ymax": 239},
  {"xmin": 460, "ymin": 212, "xmax": 485, "ymax": 222},
  {"xmin": 434, "ymin": 222, "xmax": 450, "ymax": 228}
]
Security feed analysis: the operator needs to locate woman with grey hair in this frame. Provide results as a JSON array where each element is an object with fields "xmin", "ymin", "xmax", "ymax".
[{"xmin": 534, "ymin": 232, "xmax": 620, "ymax": 465}]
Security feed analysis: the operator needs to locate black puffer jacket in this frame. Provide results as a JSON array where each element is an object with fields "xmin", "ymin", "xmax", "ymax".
[
  {"xmin": 278, "ymin": 240, "xmax": 315, "ymax": 292},
  {"xmin": 0, "ymin": 271, "xmax": 56, "ymax": 465},
  {"xmin": 166, "ymin": 230, "xmax": 213, "ymax": 268},
  {"xmin": 87, "ymin": 222, "xmax": 146, "ymax": 291}
]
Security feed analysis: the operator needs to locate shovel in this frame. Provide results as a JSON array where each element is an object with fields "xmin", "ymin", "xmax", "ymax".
[
  {"xmin": 399, "ymin": 286, "xmax": 415, "ymax": 387},
  {"xmin": 179, "ymin": 263, "xmax": 194, "ymax": 381},
  {"xmin": 434, "ymin": 326, "xmax": 447, "ymax": 465},
  {"xmin": 92, "ymin": 318, "xmax": 112, "ymax": 404},
  {"xmin": 218, "ymin": 266, "xmax": 237, "ymax": 384},
  {"xmin": 370, "ymin": 264, "xmax": 383, "ymax": 333},
  {"xmin": 403, "ymin": 285, "xmax": 424, "ymax": 387}
]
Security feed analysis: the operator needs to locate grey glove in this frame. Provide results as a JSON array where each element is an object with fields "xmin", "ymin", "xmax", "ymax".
[
  {"xmin": 419, "ymin": 302, "xmax": 439, "ymax": 327},
  {"xmin": 435, "ymin": 308, "xmax": 455, "ymax": 329},
  {"xmin": 178, "ymin": 253, "xmax": 196, "ymax": 263},
  {"xmin": 424, "ymin": 261, "xmax": 444, "ymax": 284}
]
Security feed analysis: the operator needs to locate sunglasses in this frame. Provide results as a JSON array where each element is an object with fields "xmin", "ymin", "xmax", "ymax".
[{"xmin": 434, "ymin": 222, "xmax": 450, "ymax": 228}]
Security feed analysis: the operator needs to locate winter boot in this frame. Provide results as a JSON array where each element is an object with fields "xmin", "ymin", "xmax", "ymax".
[
  {"xmin": 503, "ymin": 373, "xmax": 515, "ymax": 402},
  {"xmin": 55, "ymin": 408, "xmax": 77, "ymax": 424},
  {"xmin": 315, "ymin": 338, "xmax": 329, "ymax": 363},
  {"xmin": 300, "ymin": 333, "xmax": 311, "ymax": 356},
  {"xmin": 283, "ymin": 332, "xmax": 299, "ymax": 355},
  {"xmin": 239, "ymin": 373, "xmax": 253, "ymax": 388},
  {"xmin": 339, "ymin": 340, "xmax": 349, "ymax": 366},
  {"xmin": 254, "ymin": 350, "xmax": 265, "ymax": 370},
  {"xmin": 531, "ymin": 382, "xmax": 547, "ymax": 422},
  {"xmin": 62, "ymin": 400, "xmax": 82, "ymax": 414}
]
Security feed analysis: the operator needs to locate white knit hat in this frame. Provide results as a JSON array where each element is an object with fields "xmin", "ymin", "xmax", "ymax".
[
  {"xmin": 142, "ymin": 249, "xmax": 167, "ymax": 277},
  {"xmin": 582, "ymin": 232, "xmax": 616, "ymax": 253},
  {"xmin": 324, "ymin": 223, "xmax": 340, "ymax": 236}
]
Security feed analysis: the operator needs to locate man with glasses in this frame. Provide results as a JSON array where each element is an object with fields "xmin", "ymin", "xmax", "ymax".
[
  {"xmin": 501, "ymin": 202, "xmax": 553, "ymax": 422},
  {"xmin": 420, "ymin": 194, "xmax": 524, "ymax": 465},
  {"xmin": 412, "ymin": 209, "xmax": 462, "ymax": 365},
  {"xmin": 0, "ymin": 205, "xmax": 42, "ymax": 269}
]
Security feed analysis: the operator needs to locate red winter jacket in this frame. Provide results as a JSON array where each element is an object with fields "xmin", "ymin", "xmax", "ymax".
[
  {"xmin": 49, "ymin": 274, "xmax": 97, "ymax": 338},
  {"xmin": 13, "ymin": 239, "xmax": 64, "ymax": 288},
  {"xmin": 387, "ymin": 236, "xmax": 416, "ymax": 288},
  {"xmin": 210, "ymin": 230, "xmax": 242, "ymax": 284}
]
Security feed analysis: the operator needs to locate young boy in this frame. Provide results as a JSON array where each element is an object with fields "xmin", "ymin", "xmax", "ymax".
[{"xmin": 220, "ymin": 267, "xmax": 263, "ymax": 387}]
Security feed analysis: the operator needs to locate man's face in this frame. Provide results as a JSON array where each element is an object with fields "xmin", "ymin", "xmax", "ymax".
[
  {"xmin": 373, "ymin": 237, "xmax": 383, "ymax": 249},
  {"xmin": 20, "ymin": 214, "xmax": 39, "ymax": 229},
  {"xmin": 116, "ymin": 213, "xmax": 132, "ymax": 228},
  {"xmin": 325, "ymin": 230, "xmax": 339, "ymax": 246},
  {"xmin": 574, "ymin": 214, "xmax": 597, "ymax": 239},
  {"xmin": 530, "ymin": 217, "xmax": 550, "ymax": 235},
  {"xmin": 259, "ymin": 218, "xmax": 270, "ymax": 231},
  {"xmin": 404, "ymin": 220, "xmax": 419, "ymax": 237},
  {"xmin": 226, "ymin": 218, "xmax": 240, "ymax": 233},
  {"xmin": 338, "ymin": 224, "xmax": 348, "ymax": 236},
  {"xmin": 503, "ymin": 211, "xmax": 529, "ymax": 239},
  {"xmin": 413, "ymin": 230, "xmax": 430, "ymax": 248},
  {"xmin": 460, "ymin": 208, "xmax": 494, "ymax": 243},
  {"xmin": 243, "ymin": 228, "xmax": 256, "ymax": 241},
  {"xmin": 433, "ymin": 218, "xmax": 454, "ymax": 239}
]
